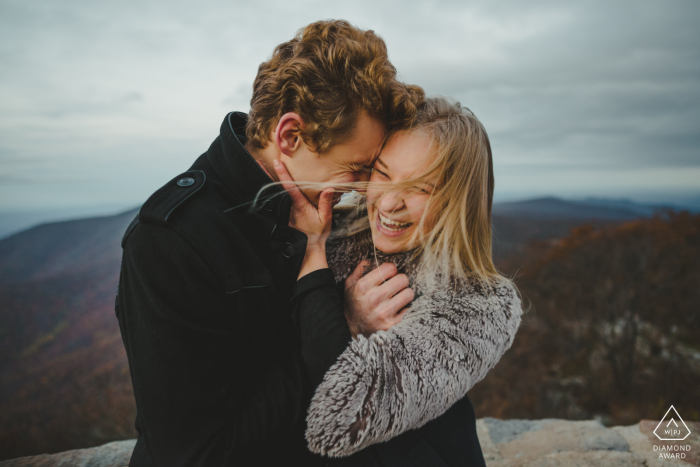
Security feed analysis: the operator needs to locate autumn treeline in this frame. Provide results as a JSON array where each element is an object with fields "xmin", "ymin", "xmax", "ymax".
[{"xmin": 472, "ymin": 211, "xmax": 700, "ymax": 425}]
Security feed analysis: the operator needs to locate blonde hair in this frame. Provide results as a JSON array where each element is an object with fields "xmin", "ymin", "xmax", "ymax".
[
  {"xmin": 333, "ymin": 96, "xmax": 503, "ymax": 288},
  {"xmin": 411, "ymin": 96, "xmax": 498, "ymax": 285}
]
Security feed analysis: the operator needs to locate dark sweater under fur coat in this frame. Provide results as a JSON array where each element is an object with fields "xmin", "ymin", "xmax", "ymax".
[{"xmin": 305, "ymin": 231, "xmax": 523, "ymax": 457}]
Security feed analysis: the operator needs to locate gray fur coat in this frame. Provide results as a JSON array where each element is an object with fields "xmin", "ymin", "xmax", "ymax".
[{"xmin": 305, "ymin": 231, "xmax": 523, "ymax": 457}]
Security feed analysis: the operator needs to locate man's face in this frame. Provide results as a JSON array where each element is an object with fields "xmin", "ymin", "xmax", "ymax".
[{"xmin": 280, "ymin": 111, "xmax": 386, "ymax": 207}]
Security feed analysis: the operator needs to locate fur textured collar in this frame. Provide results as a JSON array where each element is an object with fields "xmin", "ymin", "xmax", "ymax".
[{"xmin": 306, "ymin": 232, "xmax": 523, "ymax": 457}]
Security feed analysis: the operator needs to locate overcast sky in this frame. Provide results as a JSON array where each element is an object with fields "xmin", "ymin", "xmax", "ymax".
[{"xmin": 1, "ymin": 0, "xmax": 699, "ymax": 223}]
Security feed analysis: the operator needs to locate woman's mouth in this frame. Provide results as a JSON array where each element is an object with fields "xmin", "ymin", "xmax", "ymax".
[{"xmin": 376, "ymin": 212, "xmax": 412, "ymax": 237}]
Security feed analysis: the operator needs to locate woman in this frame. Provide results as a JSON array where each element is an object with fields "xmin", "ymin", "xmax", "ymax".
[{"xmin": 280, "ymin": 97, "xmax": 523, "ymax": 466}]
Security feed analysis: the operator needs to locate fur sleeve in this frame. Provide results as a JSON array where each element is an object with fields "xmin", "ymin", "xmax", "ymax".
[{"xmin": 305, "ymin": 278, "xmax": 523, "ymax": 457}]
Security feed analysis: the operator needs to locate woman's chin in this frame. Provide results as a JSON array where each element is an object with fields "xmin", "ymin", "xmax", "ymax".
[{"xmin": 370, "ymin": 228, "xmax": 412, "ymax": 254}]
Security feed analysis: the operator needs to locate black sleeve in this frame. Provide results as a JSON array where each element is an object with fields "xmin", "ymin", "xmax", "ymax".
[
  {"xmin": 117, "ymin": 223, "xmax": 312, "ymax": 466},
  {"xmin": 290, "ymin": 268, "xmax": 352, "ymax": 389}
]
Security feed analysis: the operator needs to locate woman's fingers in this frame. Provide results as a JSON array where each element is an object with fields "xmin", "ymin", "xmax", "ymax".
[
  {"xmin": 318, "ymin": 188, "xmax": 335, "ymax": 225},
  {"xmin": 378, "ymin": 273, "xmax": 410, "ymax": 300},
  {"xmin": 360, "ymin": 262, "xmax": 398, "ymax": 288},
  {"xmin": 392, "ymin": 306, "xmax": 410, "ymax": 325},
  {"xmin": 345, "ymin": 260, "xmax": 370, "ymax": 290},
  {"xmin": 346, "ymin": 262, "xmax": 413, "ymax": 334},
  {"xmin": 272, "ymin": 159, "xmax": 308, "ymax": 207},
  {"xmin": 388, "ymin": 287, "xmax": 415, "ymax": 313}
]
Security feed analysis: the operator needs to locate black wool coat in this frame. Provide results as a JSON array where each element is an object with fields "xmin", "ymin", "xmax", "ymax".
[{"xmin": 116, "ymin": 112, "xmax": 351, "ymax": 466}]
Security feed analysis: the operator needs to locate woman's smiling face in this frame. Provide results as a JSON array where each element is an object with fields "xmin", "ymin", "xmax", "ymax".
[{"xmin": 367, "ymin": 130, "xmax": 438, "ymax": 254}]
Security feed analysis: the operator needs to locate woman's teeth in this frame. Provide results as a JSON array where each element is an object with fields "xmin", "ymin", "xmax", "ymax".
[{"xmin": 379, "ymin": 212, "xmax": 411, "ymax": 231}]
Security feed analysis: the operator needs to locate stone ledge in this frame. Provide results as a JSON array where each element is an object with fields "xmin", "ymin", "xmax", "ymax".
[
  {"xmin": 477, "ymin": 418, "xmax": 699, "ymax": 467},
  {"xmin": 2, "ymin": 419, "xmax": 698, "ymax": 466},
  {"xmin": 0, "ymin": 440, "xmax": 136, "ymax": 467}
]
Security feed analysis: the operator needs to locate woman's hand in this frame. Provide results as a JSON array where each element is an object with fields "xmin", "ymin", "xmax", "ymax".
[
  {"xmin": 344, "ymin": 261, "xmax": 414, "ymax": 338},
  {"xmin": 273, "ymin": 159, "xmax": 335, "ymax": 279}
]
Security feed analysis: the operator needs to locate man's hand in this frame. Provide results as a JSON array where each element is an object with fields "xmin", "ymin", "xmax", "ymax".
[
  {"xmin": 273, "ymin": 159, "xmax": 334, "ymax": 279},
  {"xmin": 344, "ymin": 261, "xmax": 415, "ymax": 338}
]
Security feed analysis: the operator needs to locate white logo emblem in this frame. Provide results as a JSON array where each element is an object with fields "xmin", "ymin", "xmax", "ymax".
[{"xmin": 654, "ymin": 405, "xmax": 691, "ymax": 441}]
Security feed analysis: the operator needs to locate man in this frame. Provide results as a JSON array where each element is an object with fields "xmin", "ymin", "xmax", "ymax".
[{"xmin": 116, "ymin": 20, "xmax": 424, "ymax": 466}]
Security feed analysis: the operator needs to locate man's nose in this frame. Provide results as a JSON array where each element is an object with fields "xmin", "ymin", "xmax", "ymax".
[{"xmin": 353, "ymin": 170, "xmax": 371, "ymax": 183}]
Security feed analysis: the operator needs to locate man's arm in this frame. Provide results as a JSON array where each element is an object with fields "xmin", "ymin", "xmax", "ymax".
[{"xmin": 118, "ymin": 223, "xmax": 311, "ymax": 466}]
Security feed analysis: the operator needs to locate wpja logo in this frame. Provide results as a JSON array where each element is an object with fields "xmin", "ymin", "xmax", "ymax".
[
  {"xmin": 652, "ymin": 405, "xmax": 692, "ymax": 460},
  {"xmin": 654, "ymin": 405, "xmax": 691, "ymax": 441}
]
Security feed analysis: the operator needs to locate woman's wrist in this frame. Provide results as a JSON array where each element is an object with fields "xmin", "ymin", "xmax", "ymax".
[
  {"xmin": 305, "ymin": 234, "xmax": 329, "ymax": 250},
  {"xmin": 297, "ymin": 244, "xmax": 329, "ymax": 280}
]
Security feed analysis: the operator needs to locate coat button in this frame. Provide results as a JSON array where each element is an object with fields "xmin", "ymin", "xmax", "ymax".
[
  {"xmin": 177, "ymin": 177, "xmax": 195, "ymax": 187},
  {"xmin": 282, "ymin": 242, "xmax": 296, "ymax": 258}
]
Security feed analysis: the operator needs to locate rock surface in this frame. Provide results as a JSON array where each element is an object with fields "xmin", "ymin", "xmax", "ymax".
[
  {"xmin": 2, "ymin": 419, "xmax": 698, "ymax": 466},
  {"xmin": 477, "ymin": 418, "xmax": 699, "ymax": 467},
  {"xmin": 0, "ymin": 440, "xmax": 135, "ymax": 467}
]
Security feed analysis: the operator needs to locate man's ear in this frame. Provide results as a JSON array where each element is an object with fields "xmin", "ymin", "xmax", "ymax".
[{"xmin": 274, "ymin": 112, "xmax": 305, "ymax": 157}]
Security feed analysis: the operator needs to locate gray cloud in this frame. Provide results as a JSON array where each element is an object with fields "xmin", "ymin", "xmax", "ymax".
[{"xmin": 0, "ymin": 0, "xmax": 698, "ymax": 212}]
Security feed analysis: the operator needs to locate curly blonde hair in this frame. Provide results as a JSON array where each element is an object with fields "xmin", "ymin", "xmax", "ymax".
[{"xmin": 245, "ymin": 20, "xmax": 424, "ymax": 153}]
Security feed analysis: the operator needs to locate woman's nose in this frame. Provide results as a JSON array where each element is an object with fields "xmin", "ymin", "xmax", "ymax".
[{"xmin": 378, "ymin": 190, "xmax": 405, "ymax": 212}]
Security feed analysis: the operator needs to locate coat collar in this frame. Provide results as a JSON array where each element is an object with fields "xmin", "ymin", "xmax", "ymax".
[{"xmin": 207, "ymin": 111, "xmax": 292, "ymax": 227}]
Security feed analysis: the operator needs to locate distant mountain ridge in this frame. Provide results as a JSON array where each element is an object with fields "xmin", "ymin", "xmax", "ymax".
[
  {"xmin": 0, "ymin": 209, "xmax": 138, "ymax": 285},
  {"xmin": 0, "ymin": 205, "xmax": 137, "ymax": 241},
  {"xmin": 491, "ymin": 196, "xmax": 692, "ymax": 220}
]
